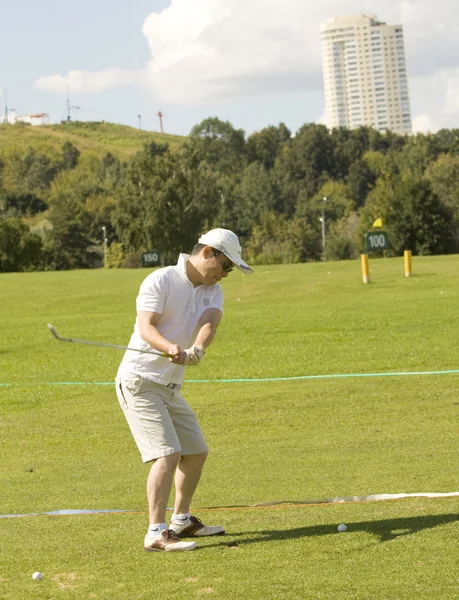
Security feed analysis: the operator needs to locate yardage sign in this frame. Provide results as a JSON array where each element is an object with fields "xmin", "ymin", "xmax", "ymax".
[
  {"xmin": 141, "ymin": 251, "xmax": 161, "ymax": 267},
  {"xmin": 365, "ymin": 231, "xmax": 389, "ymax": 252}
]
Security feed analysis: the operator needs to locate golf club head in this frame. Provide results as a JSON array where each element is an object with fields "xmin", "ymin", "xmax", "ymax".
[{"xmin": 47, "ymin": 323, "xmax": 61, "ymax": 340}]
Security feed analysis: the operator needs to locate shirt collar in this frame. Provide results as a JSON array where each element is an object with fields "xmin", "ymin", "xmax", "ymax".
[{"xmin": 177, "ymin": 253, "xmax": 191, "ymax": 283}]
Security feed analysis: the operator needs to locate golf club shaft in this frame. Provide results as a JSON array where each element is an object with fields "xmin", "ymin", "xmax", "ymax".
[{"xmin": 47, "ymin": 323, "xmax": 173, "ymax": 358}]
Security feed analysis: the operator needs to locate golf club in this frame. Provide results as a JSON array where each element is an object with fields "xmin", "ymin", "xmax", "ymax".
[{"xmin": 47, "ymin": 323, "xmax": 174, "ymax": 358}]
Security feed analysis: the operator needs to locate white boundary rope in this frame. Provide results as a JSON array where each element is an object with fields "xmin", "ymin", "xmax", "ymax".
[{"xmin": 2, "ymin": 492, "xmax": 458, "ymax": 518}]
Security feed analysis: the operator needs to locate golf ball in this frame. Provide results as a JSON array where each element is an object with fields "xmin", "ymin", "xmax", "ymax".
[
  {"xmin": 337, "ymin": 524, "xmax": 347, "ymax": 532},
  {"xmin": 32, "ymin": 572, "xmax": 43, "ymax": 581}
]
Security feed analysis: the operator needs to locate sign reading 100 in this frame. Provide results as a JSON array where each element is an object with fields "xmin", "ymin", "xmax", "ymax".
[{"xmin": 365, "ymin": 231, "xmax": 389, "ymax": 251}]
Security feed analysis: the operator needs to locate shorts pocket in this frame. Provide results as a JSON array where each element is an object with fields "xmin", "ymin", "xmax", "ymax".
[
  {"xmin": 124, "ymin": 375, "xmax": 144, "ymax": 396},
  {"xmin": 117, "ymin": 380, "xmax": 128, "ymax": 409}
]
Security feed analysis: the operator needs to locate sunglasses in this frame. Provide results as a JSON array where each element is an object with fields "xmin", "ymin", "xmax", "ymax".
[{"xmin": 212, "ymin": 250, "xmax": 234, "ymax": 273}]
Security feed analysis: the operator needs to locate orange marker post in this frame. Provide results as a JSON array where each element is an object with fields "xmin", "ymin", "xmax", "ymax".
[
  {"xmin": 361, "ymin": 254, "xmax": 370, "ymax": 284},
  {"xmin": 404, "ymin": 250, "xmax": 412, "ymax": 277}
]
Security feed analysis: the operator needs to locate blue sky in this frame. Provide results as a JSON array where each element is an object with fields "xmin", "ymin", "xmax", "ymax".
[{"xmin": 1, "ymin": 0, "xmax": 459, "ymax": 137}]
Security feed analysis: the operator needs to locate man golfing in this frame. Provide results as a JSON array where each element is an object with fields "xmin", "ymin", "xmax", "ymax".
[{"xmin": 115, "ymin": 228, "xmax": 253, "ymax": 552}]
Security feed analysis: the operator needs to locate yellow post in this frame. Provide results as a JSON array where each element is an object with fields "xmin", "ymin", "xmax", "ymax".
[
  {"xmin": 404, "ymin": 250, "xmax": 412, "ymax": 277},
  {"xmin": 361, "ymin": 254, "xmax": 370, "ymax": 284}
]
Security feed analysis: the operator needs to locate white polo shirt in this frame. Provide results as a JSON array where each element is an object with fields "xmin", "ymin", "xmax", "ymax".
[{"xmin": 117, "ymin": 254, "xmax": 224, "ymax": 385}]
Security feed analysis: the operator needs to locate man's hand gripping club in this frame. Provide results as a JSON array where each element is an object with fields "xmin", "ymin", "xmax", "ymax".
[
  {"xmin": 183, "ymin": 346, "xmax": 205, "ymax": 365},
  {"xmin": 167, "ymin": 344, "xmax": 205, "ymax": 366}
]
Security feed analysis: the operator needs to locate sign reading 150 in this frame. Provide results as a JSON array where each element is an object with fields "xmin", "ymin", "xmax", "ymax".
[{"xmin": 141, "ymin": 251, "xmax": 161, "ymax": 267}]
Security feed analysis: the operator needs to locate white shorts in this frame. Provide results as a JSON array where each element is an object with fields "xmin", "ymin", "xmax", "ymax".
[{"xmin": 115, "ymin": 374, "xmax": 209, "ymax": 463}]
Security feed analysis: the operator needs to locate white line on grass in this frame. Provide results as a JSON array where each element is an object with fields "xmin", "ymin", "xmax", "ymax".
[{"xmin": 2, "ymin": 492, "xmax": 459, "ymax": 519}]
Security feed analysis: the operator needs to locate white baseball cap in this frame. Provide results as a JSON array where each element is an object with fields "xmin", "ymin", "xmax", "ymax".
[{"xmin": 198, "ymin": 228, "xmax": 253, "ymax": 274}]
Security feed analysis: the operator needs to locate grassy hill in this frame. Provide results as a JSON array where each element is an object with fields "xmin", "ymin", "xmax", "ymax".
[{"xmin": 0, "ymin": 120, "xmax": 184, "ymax": 160}]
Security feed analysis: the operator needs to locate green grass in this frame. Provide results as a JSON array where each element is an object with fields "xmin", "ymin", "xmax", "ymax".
[
  {"xmin": 0, "ymin": 256, "xmax": 458, "ymax": 599},
  {"xmin": 0, "ymin": 121, "xmax": 184, "ymax": 160}
]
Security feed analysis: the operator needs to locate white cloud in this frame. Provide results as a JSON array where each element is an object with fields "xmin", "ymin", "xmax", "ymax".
[
  {"xmin": 34, "ymin": 0, "xmax": 459, "ymax": 131},
  {"xmin": 316, "ymin": 112, "xmax": 326, "ymax": 126},
  {"xmin": 409, "ymin": 67, "xmax": 459, "ymax": 132},
  {"xmin": 139, "ymin": 0, "xmax": 459, "ymax": 104},
  {"xmin": 142, "ymin": 0, "xmax": 324, "ymax": 103},
  {"xmin": 411, "ymin": 114, "xmax": 437, "ymax": 134},
  {"xmin": 443, "ymin": 68, "xmax": 459, "ymax": 116},
  {"xmin": 35, "ymin": 68, "xmax": 145, "ymax": 94}
]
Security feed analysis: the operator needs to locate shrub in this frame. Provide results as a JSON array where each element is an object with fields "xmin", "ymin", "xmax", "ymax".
[{"xmin": 105, "ymin": 242, "xmax": 124, "ymax": 268}]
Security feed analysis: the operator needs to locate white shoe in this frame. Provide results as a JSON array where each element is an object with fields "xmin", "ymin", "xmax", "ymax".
[
  {"xmin": 169, "ymin": 515, "xmax": 225, "ymax": 537},
  {"xmin": 144, "ymin": 529, "xmax": 198, "ymax": 552}
]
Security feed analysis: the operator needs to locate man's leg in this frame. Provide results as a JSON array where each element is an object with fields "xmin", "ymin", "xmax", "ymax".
[
  {"xmin": 144, "ymin": 451, "xmax": 198, "ymax": 551},
  {"xmin": 116, "ymin": 377, "xmax": 198, "ymax": 551},
  {"xmin": 173, "ymin": 452, "xmax": 208, "ymax": 515},
  {"xmin": 169, "ymin": 452, "xmax": 225, "ymax": 537},
  {"xmin": 167, "ymin": 388, "xmax": 224, "ymax": 537},
  {"xmin": 147, "ymin": 452, "xmax": 181, "ymax": 523}
]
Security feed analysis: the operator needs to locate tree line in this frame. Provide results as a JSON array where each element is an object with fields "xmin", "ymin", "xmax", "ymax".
[{"xmin": 1, "ymin": 118, "xmax": 458, "ymax": 272}]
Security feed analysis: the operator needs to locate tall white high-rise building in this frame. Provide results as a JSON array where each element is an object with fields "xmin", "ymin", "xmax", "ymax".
[{"xmin": 320, "ymin": 14, "xmax": 411, "ymax": 134}]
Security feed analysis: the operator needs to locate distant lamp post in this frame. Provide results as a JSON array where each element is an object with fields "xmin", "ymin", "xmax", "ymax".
[
  {"xmin": 65, "ymin": 87, "xmax": 80, "ymax": 124},
  {"xmin": 156, "ymin": 111, "xmax": 164, "ymax": 133},
  {"xmin": 319, "ymin": 196, "xmax": 327, "ymax": 261},
  {"xmin": 102, "ymin": 226, "xmax": 108, "ymax": 267},
  {"xmin": 3, "ymin": 89, "xmax": 8, "ymax": 124},
  {"xmin": 137, "ymin": 114, "xmax": 142, "ymax": 130},
  {"xmin": 2, "ymin": 89, "xmax": 15, "ymax": 124}
]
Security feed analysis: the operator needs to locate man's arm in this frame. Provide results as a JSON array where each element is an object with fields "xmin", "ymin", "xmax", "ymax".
[
  {"xmin": 193, "ymin": 308, "xmax": 223, "ymax": 350},
  {"xmin": 137, "ymin": 311, "xmax": 184, "ymax": 363},
  {"xmin": 180, "ymin": 308, "xmax": 223, "ymax": 365},
  {"xmin": 182, "ymin": 308, "xmax": 222, "ymax": 366}
]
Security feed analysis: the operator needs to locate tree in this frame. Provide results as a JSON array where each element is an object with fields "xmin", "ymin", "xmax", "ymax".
[
  {"xmin": 188, "ymin": 118, "xmax": 246, "ymax": 174},
  {"xmin": 360, "ymin": 175, "xmax": 453, "ymax": 255},
  {"xmin": 246, "ymin": 123, "xmax": 291, "ymax": 170},
  {"xmin": 0, "ymin": 217, "xmax": 42, "ymax": 272},
  {"xmin": 44, "ymin": 153, "xmax": 107, "ymax": 268},
  {"xmin": 425, "ymin": 154, "xmax": 459, "ymax": 252},
  {"xmin": 347, "ymin": 159, "xmax": 376, "ymax": 209},
  {"xmin": 431, "ymin": 129, "xmax": 459, "ymax": 156},
  {"xmin": 273, "ymin": 124, "xmax": 334, "ymax": 217},
  {"xmin": 358, "ymin": 174, "xmax": 395, "ymax": 247},
  {"xmin": 389, "ymin": 177, "xmax": 453, "ymax": 255},
  {"xmin": 1, "ymin": 147, "xmax": 60, "ymax": 215},
  {"xmin": 367, "ymin": 128, "xmax": 407, "ymax": 153},
  {"xmin": 294, "ymin": 180, "xmax": 356, "ymax": 261},
  {"xmin": 296, "ymin": 180, "xmax": 355, "ymax": 224},
  {"xmin": 43, "ymin": 217, "xmax": 100, "ymax": 270},
  {"xmin": 329, "ymin": 127, "xmax": 371, "ymax": 181},
  {"xmin": 362, "ymin": 149, "xmax": 399, "ymax": 180},
  {"xmin": 61, "ymin": 141, "xmax": 80, "ymax": 170},
  {"xmin": 425, "ymin": 154, "xmax": 459, "ymax": 211},
  {"xmin": 325, "ymin": 212, "xmax": 360, "ymax": 260},
  {"xmin": 112, "ymin": 145, "xmax": 221, "ymax": 260},
  {"xmin": 0, "ymin": 156, "xmax": 6, "ymax": 212},
  {"xmin": 231, "ymin": 162, "xmax": 277, "ymax": 235},
  {"xmin": 397, "ymin": 134, "xmax": 440, "ymax": 177},
  {"xmin": 246, "ymin": 212, "xmax": 321, "ymax": 264},
  {"xmin": 83, "ymin": 152, "xmax": 126, "ymax": 243}
]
